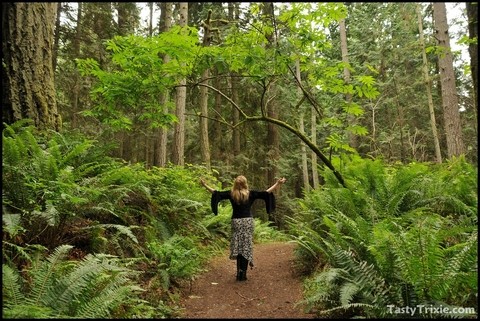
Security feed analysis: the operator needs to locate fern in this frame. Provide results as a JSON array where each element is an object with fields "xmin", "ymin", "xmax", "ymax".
[
  {"xmin": 82, "ymin": 223, "xmax": 139, "ymax": 244},
  {"xmin": 2, "ymin": 265, "xmax": 25, "ymax": 306},
  {"xmin": 27, "ymin": 244, "xmax": 74, "ymax": 306},
  {"xmin": 339, "ymin": 282, "xmax": 360, "ymax": 306},
  {"xmin": 2, "ymin": 246, "xmax": 147, "ymax": 318}
]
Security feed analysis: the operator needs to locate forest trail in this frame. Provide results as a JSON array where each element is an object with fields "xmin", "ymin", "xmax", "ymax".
[{"xmin": 178, "ymin": 241, "xmax": 316, "ymax": 319}]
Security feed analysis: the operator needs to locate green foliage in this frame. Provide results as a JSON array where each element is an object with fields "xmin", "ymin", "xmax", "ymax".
[
  {"xmin": 289, "ymin": 156, "xmax": 477, "ymax": 318},
  {"xmin": 2, "ymin": 245, "xmax": 146, "ymax": 318},
  {"xmin": 149, "ymin": 235, "xmax": 205, "ymax": 284},
  {"xmin": 76, "ymin": 27, "xmax": 201, "ymax": 132}
]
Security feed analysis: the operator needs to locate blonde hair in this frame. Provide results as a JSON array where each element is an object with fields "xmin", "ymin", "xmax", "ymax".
[{"xmin": 231, "ymin": 175, "xmax": 250, "ymax": 204}]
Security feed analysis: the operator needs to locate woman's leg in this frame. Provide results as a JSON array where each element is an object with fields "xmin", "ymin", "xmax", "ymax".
[
  {"xmin": 230, "ymin": 218, "xmax": 254, "ymax": 281},
  {"xmin": 236, "ymin": 255, "xmax": 242, "ymax": 281},
  {"xmin": 239, "ymin": 254, "xmax": 249, "ymax": 280}
]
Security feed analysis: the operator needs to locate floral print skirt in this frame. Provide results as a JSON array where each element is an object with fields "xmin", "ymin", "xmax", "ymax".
[{"xmin": 229, "ymin": 217, "xmax": 254, "ymax": 267}]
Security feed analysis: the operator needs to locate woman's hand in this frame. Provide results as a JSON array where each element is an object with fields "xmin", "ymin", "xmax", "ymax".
[
  {"xmin": 200, "ymin": 179, "xmax": 215, "ymax": 193},
  {"xmin": 266, "ymin": 177, "xmax": 286, "ymax": 193}
]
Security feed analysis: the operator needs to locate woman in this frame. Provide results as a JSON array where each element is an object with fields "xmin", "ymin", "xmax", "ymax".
[{"xmin": 200, "ymin": 175, "xmax": 286, "ymax": 281}]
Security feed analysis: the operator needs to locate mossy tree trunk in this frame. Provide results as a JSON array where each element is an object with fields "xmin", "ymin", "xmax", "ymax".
[{"xmin": 2, "ymin": 3, "xmax": 61, "ymax": 131}]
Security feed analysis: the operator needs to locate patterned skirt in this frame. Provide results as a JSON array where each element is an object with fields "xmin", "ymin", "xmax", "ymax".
[{"xmin": 229, "ymin": 217, "xmax": 255, "ymax": 267}]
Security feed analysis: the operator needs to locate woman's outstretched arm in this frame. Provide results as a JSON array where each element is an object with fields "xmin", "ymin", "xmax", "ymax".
[
  {"xmin": 200, "ymin": 179, "xmax": 216, "ymax": 193},
  {"xmin": 266, "ymin": 177, "xmax": 286, "ymax": 193}
]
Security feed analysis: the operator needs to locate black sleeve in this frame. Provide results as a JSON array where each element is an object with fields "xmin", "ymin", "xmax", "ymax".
[
  {"xmin": 211, "ymin": 190, "xmax": 230, "ymax": 215},
  {"xmin": 253, "ymin": 191, "xmax": 276, "ymax": 214}
]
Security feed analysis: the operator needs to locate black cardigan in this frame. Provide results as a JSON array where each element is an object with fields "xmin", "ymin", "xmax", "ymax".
[{"xmin": 210, "ymin": 190, "xmax": 276, "ymax": 218}]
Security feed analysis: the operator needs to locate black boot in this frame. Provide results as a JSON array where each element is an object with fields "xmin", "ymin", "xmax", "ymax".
[
  {"xmin": 236, "ymin": 256, "xmax": 241, "ymax": 281},
  {"xmin": 239, "ymin": 255, "xmax": 248, "ymax": 281}
]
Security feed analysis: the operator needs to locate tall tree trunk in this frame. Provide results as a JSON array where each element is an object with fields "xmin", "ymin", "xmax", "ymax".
[
  {"xmin": 311, "ymin": 105, "xmax": 319, "ymax": 189},
  {"xmin": 229, "ymin": 3, "xmax": 241, "ymax": 159},
  {"xmin": 393, "ymin": 78, "xmax": 406, "ymax": 163},
  {"xmin": 199, "ymin": 10, "xmax": 213, "ymax": 170},
  {"xmin": 416, "ymin": 4, "xmax": 442, "ymax": 163},
  {"xmin": 263, "ymin": 2, "xmax": 280, "ymax": 197},
  {"xmin": 199, "ymin": 69, "xmax": 211, "ymax": 170},
  {"xmin": 466, "ymin": 2, "xmax": 477, "ymax": 138},
  {"xmin": 155, "ymin": 2, "xmax": 173, "ymax": 167},
  {"xmin": 2, "ymin": 3, "xmax": 61, "ymax": 131},
  {"xmin": 173, "ymin": 2, "xmax": 188, "ymax": 166},
  {"xmin": 433, "ymin": 2, "xmax": 465, "ymax": 158},
  {"xmin": 213, "ymin": 69, "xmax": 224, "ymax": 162},
  {"xmin": 71, "ymin": 2, "xmax": 83, "ymax": 128},
  {"xmin": 148, "ymin": 2, "xmax": 153, "ymax": 36},
  {"xmin": 53, "ymin": 3, "xmax": 62, "ymax": 72},
  {"xmin": 339, "ymin": 17, "xmax": 357, "ymax": 149},
  {"xmin": 296, "ymin": 60, "xmax": 310, "ymax": 193}
]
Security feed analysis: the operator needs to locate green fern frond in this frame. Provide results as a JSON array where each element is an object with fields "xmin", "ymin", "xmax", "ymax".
[
  {"xmin": 2, "ymin": 213, "xmax": 24, "ymax": 237},
  {"xmin": 59, "ymin": 139, "xmax": 96, "ymax": 168},
  {"xmin": 22, "ymin": 126, "xmax": 44, "ymax": 157},
  {"xmin": 301, "ymin": 267, "xmax": 347, "ymax": 312},
  {"xmin": 332, "ymin": 248, "xmax": 392, "ymax": 313},
  {"xmin": 437, "ymin": 231, "xmax": 478, "ymax": 302},
  {"xmin": 43, "ymin": 253, "xmax": 101, "ymax": 311},
  {"xmin": 13, "ymin": 245, "xmax": 147, "ymax": 318},
  {"xmin": 27, "ymin": 244, "xmax": 74, "ymax": 306},
  {"xmin": 318, "ymin": 302, "xmax": 376, "ymax": 316},
  {"xmin": 2, "ymin": 303, "xmax": 57, "ymax": 319},
  {"xmin": 339, "ymin": 282, "xmax": 359, "ymax": 306},
  {"xmin": 77, "ymin": 283, "xmax": 144, "ymax": 318},
  {"xmin": 2, "ymin": 264, "xmax": 25, "ymax": 306},
  {"xmin": 82, "ymin": 223, "xmax": 139, "ymax": 244},
  {"xmin": 390, "ymin": 213, "xmax": 448, "ymax": 302}
]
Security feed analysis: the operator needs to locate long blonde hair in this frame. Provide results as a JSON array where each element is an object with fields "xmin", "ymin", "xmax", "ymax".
[{"xmin": 231, "ymin": 175, "xmax": 250, "ymax": 204}]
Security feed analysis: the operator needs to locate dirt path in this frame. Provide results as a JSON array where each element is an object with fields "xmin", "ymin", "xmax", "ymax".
[{"xmin": 178, "ymin": 241, "xmax": 315, "ymax": 319}]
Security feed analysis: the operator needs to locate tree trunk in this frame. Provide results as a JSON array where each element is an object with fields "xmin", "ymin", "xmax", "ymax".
[
  {"xmin": 416, "ymin": 4, "xmax": 442, "ymax": 163},
  {"xmin": 156, "ymin": 2, "xmax": 173, "ymax": 167},
  {"xmin": 53, "ymin": 3, "xmax": 62, "ymax": 72},
  {"xmin": 199, "ymin": 69, "xmax": 211, "ymax": 170},
  {"xmin": 296, "ymin": 60, "xmax": 310, "ymax": 193},
  {"xmin": 433, "ymin": 2, "xmax": 465, "ymax": 158},
  {"xmin": 199, "ymin": 10, "xmax": 212, "ymax": 170},
  {"xmin": 172, "ymin": 2, "xmax": 188, "ymax": 166},
  {"xmin": 229, "ymin": 3, "xmax": 241, "ymax": 159},
  {"xmin": 71, "ymin": 2, "xmax": 83, "ymax": 128},
  {"xmin": 466, "ymin": 2, "xmax": 477, "ymax": 138},
  {"xmin": 311, "ymin": 105, "xmax": 319, "ymax": 189},
  {"xmin": 339, "ymin": 17, "xmax": 357, "ymax": 149},
  {"xmin": 2, "ymin": 3, "xmax": 61, "ymax": 131},
  {"xmin": 263, "ymin": 2, "xmax": 280, "ymax": 198},
  {"xmin": 213, "ymin": 69, "xmax": 224, "ymax": 162}
]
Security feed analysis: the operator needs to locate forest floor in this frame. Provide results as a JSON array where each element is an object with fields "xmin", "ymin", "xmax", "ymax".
[{"xmin": 177, "ymin": 241, "xmax": 316, "ymax": 319}]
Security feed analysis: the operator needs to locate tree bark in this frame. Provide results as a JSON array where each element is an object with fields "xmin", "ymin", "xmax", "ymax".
[
  {"xmin": 466, "ymin": 2, "xmax": 477, "ymax": 138},
  {"xmin": 296, "ymin": 60, "xmax": 310, "ymax": 193},
  {"xmin": 53, "ymin": 3, "xmax": 62, "ymax": 72},
  {"xmin": 2, "ymin": 3, "xmax": 61, "ymax": 131},
  {"xmin": 263, "ymin": 2, "xmax": 280, "ymax": 198},
  {"xmin": 310, "ymin": 105, "xmax": 319, "ymax": 189},
  {"xmin": 433, "ymin": 2, "xmax": 465, "ymax": 158},
  {"xmin": 156, "ymin": 2, "xmax": 173, "ymax": 167},
  {"xmin": 229, "ymin": 3, "xmax": 241, "ymax": 159},
  {"xmin": 339, "ymin": 16, "xmax": 357, "ymax": 149},
  {"xmin": 199, "ymin": 10, "xmax": 213, "ymax": 170},
  {"xmin": 172, "ymin": 2, "xmax": 188, "ymax": 166},
  {"xmin": 416, "ymin": 4, "xmax": 442, "ymax": 163}
]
